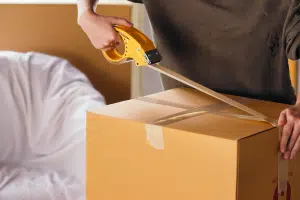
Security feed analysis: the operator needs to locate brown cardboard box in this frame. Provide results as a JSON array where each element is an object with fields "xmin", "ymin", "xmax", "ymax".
[{"xmin": 86, "ymin": 88, "xmax": 300, "ymax": 200}]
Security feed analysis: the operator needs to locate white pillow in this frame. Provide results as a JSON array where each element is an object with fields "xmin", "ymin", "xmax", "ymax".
[{"xmin": 0, "ymin": 51, "xmax": 105, "ymax": 200}]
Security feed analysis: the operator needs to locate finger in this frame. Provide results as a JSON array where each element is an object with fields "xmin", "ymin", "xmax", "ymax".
[
  {"xmin": 109, "ymin": 32, "xmax": 122, "ymax": 45},
  {"xmin": 284, "ymin": 151, "xmax": 291, "ymax": 160},
  {"xmin": 102, "ymin": 43, "xmax": 117, "ymax": 51},
  {"xmin": 278, "ymin": 110, "xmax": 287, "ymax": 126},
  {"xmin": 287, "ymin": 122, "xmax": 300, "ymax": 151},
  {"xmin": 102, "ymin": 39, "xmax": 120, "ymax": 50},
  {"xmin": 102, "ymin": 46, "xmax": 115, "ymax": 51},
  {"xmin": 107, "ymin": 16, "xmax": 133, "ymax": 27},
  {"xmin": 290, "ymin": 136, "xmax": 300, "ymax": 159},
  {"xmin": 280, "ymin": 119, "xmax": 294, "ymax": 153},
  {"xmin": 115, "ymin": 33, "xmax": 122, "ymax": 44},
  {"xmin": 108, "ymin": 39, "xmax": 120, "ymax": 47}
]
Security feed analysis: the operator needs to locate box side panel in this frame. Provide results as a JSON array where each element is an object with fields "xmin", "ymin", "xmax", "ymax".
[
  {"xmin": 289, "ymin": 152, "xmax": 300, "ymax": 199},
  {"xmin": 86, "ymin": 113, "xmax": 238, "ymax": 200},
  {"xmin": 237, "ymin": 128, "xmax": 278, "ymax": 200}
]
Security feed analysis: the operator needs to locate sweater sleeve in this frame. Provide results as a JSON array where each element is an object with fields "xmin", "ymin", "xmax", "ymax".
[{"xmin": 285, "ymin": 2, "xmax": 300, "ymax": 60}]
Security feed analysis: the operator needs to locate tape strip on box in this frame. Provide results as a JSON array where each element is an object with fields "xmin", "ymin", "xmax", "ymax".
[{"xmin": 145, "ymin": 124, "xmax": 164, "ymax": 150}]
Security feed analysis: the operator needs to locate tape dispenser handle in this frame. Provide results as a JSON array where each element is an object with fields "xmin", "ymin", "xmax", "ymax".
[
  {"xmin": 101, "ymin": 25, "xmax": 128, "ymax": 64},
  {"xmin": 102, "ymin": 25, "xmax": 159, "ymax": 66}
]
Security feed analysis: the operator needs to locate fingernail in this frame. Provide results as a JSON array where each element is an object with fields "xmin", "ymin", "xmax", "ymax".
[{"xmin": 284, "ymin": 153, "xmax": 290, "ymax": 159}]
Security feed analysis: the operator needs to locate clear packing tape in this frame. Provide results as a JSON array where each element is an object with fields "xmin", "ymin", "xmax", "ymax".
[{"xmin": 137, "ymin": 95, "xmax": 289, "ymax": 198}]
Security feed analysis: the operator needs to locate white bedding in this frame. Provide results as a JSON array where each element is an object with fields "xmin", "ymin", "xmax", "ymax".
[{"xmin": 0, "ymin": 51, "xmax": 105, "ymax": 199}]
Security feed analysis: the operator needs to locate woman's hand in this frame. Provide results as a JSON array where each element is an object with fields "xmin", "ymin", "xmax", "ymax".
[
  {"xmin": 78, "ymin": 10, "xmax": 133, "ymax": 51},
  {"xmin": 278, "ymin": 103, "xmax": 300, "ymax": 159}
]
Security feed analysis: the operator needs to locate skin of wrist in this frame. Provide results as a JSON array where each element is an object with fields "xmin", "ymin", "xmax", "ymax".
[{"xmin": 78, "ymin": 9, "xmax": 98, "ymax": 25}]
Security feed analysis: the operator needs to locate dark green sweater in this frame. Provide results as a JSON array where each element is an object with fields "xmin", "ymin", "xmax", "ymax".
[{"xmin": 128, "ymin": 0, "xmax": 300, "ymax": 104}]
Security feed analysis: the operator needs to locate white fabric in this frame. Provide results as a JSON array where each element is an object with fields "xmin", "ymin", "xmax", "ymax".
[{"xmin": 0, "ymin": 51, "xmax": 105, "ymax": 199}]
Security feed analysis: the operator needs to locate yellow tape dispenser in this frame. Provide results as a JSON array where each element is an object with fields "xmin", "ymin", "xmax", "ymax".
[{"xmin": 102, "ymin": 25, "xmax": 162, "ymax": 67}]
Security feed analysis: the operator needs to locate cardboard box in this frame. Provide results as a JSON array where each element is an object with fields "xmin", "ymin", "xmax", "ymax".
[{"xmin": 86, "ymin": 88, "xmax": 300, "ymax": 200}]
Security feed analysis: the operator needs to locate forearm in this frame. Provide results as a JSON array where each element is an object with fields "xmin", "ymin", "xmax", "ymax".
[
  {"xmin": 77, "ymin": 0, "xmax": 99, "ymax": 20},
  {"xmin": 296, "ymin": 92, "xmax": 300, "ymax": 105}
]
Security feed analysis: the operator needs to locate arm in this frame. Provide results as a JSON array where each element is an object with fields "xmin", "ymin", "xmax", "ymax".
[
  {"xmin": 77, "ymin": 0, "xmax": 143, "ymax": 17},
  {"xmin": 296, "ymin": 93, "xmax": 300, "ymax": 105},
  {"xmin": 77, "ymin": 0, "xmax": 133, "ymax": 50},
  {"xmin": 277, "ymin": 2, "xmax": 300, "ymax": 160},
  {"xmin": 77, "ymin": 0, "xmax": 99, "ymax": 21}
]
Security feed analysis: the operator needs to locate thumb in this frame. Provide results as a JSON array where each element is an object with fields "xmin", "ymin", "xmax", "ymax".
[
  {"xmin": 278, "ymin": 109, "xmax": 287, "ymax": 126},
  {"xmin": 107, "ymin": 16, "xmax": 133, "ymax": 27}
]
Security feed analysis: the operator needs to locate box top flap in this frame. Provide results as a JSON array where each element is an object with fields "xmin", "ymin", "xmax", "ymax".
[{"xmin": 88, "ymin": 88, "xmax": 289, "ymax": 140}]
